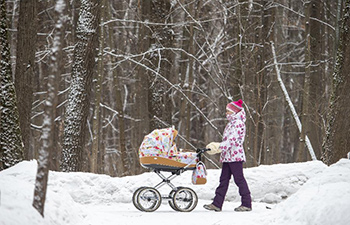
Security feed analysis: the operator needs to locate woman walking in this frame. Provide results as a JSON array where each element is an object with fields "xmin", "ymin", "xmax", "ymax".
[{"xmin": 204, "ymin": 99, "xmax": 252, "ymax": 212}]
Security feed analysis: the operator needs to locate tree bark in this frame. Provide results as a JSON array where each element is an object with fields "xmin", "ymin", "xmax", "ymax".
[
  {"xmin": 0, "ymin": 0, "xmax": 24, "ymax": 170},
  {"xmin": 106, "ymin": 3, "xmax": 128, "ymax": 176},
  {"xmin": 32, "ymin": 0, "xmax": 68, "ymax": 216},
  {"xmin": 179, "ymin": 0, "xmax": 195, "ymax": 149},
  {"xmin": 299, "ymin": 0, "xmax": 311, "ymax": 162},
  {"xmin": 134, "ymin": 0, "xmax": 151, "ymax": 157},
  {"xmin": 322, "ymin": 0, "xmax": 350, "ymax": 165},
  {"xmin": 61, "ymin": 0, "xmax": 101, "ymax": 172},
  {"xmin": 50, "ymin": 0, "xmax": 68, "ymax": 172},
  {"xmin": 147, "ymin": 0, "xmax": 174, "ymax": 131},
  {"xmin": 308, "ymin": 0, "xmax": 323, "ymax": 159},
  {"xmin": 90, "ymin": 0, "xmax": 106, "ymax": 174},
  {"xmin": 14, "ymin": 0, "xmax": 38, "ymax": 160}
]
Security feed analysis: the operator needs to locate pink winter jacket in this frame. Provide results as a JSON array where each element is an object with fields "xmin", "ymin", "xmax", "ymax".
[{"xmin": 219, "ymin": 109, "xmax": 246, "ymax": 162}]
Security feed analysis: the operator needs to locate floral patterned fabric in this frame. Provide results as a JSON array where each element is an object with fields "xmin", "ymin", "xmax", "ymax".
[
  {"xmin": 192, "ymin": 161, "xmax": 207, "ymax": 185},
  {"xmin": 219, "ymin": 109, "xmax": 247, "ymax": 162},
  {"xmin": 139, "ymin": 128, "xmax": 197, "ymax": 165}
]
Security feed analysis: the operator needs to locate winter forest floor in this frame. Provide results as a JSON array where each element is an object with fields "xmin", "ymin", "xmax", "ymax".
[{"xmin": 1, "ymin": 159, "xmax": 350, "ymax": 225}]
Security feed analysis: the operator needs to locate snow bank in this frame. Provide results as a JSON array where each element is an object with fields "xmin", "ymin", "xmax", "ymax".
[
  {"xmin": 1, "ymin": 159, "xmax": 349, "ymax": 225},
  {"xmin": 46, "ymin": 160, "xmax": 327, "ymax": 205},
  {"xmin": 273, "ymin": 159, "xmax": 350, "ymax": 225},
  {"xmin": 0, "ymin": 161, "xmax": 45, "ymax": 225},
  {"xmin": 0, "ymin": 161, "xmax": 85, "ymax": 225}
]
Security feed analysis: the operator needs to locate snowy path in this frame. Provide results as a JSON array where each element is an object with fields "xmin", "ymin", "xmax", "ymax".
[{"xmin": 78, "ymin": 201, "xmax": 274, "ymax": 225}]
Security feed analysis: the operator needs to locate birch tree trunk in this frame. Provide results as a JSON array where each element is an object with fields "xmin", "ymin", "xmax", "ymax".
[
  {"xmin": 61, "ymin": 0, "xmax": 100, "ymax": 172},
  {"xmin": 0, "ymin": 0, "xmax": 24, "ymax": 170},
  {"xmin": 50, "ymin": 0, "xmax": 68, "ymax": 172},
  {"xmin": 32, "ymin": 0, "xmax": 67, "ymax": 216}
]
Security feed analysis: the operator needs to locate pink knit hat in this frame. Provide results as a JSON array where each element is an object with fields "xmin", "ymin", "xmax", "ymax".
[{"xmin": 226, "ymin": 99, "xmax": 243, "ymax": 113}]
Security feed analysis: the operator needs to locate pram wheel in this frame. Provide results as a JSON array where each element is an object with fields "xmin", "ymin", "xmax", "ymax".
[
  {"xmin": 168, "ymin": 189, "xmax": 177, "ymax": 211},
  {"xmin": 132, "ymin": 187, "xmax": 146, "ymax": 211},
  {"xmin": 133, "ymin": 187, "xmax": 162, "ymax": 212},
  {"xmin": 172, "ymin": 187, "xmax": 198, "ymax": 212}
]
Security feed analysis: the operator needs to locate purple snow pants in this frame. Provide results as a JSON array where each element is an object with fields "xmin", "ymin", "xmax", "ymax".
[{"xmin": 212, "ymin": 162, "xmax": 251, "ymax": 209}]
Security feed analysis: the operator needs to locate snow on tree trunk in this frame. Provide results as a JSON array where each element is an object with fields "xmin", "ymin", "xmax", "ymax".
[
  {"xmin": 61, "ymin": 0, "xmax": 100, "ymax": 172},
  {"xmin": 32, "ymin": 0, "xmax": 66, "ymax": 216},
  {"xmin": 145, "ymin": 0, "xmax": 174, "ymax": 131},
  {"xmin": 322, "ymin": 0, "xmax": 350, "ymax": 165},
  {"xmin": 0, "ymin": 0, "xmax": 24, "ymax": 170}
]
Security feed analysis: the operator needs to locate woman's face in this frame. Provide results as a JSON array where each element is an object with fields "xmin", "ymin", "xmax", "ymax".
[
  {"xmin": 226, "ymin": 110, "xmax": 235, "ymax": 120},
  {"xmin": 226, "ymin": 110, "xmax": 235, "ymax": 116}
]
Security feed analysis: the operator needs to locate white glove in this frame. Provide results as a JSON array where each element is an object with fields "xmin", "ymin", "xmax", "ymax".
[{"xmin": 206, "ymin": 142, "xmax": 221, "ymax": 155}]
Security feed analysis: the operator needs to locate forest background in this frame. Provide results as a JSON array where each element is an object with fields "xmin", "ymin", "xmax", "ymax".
[{"xmin": 1, "ymin": 0, "xmax": 350, "ymax": 179}]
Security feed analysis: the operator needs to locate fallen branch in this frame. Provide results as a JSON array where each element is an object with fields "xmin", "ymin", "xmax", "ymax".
[{"xmin": 270, "ymin": 42, "xmax": 317, "ymax": 161}]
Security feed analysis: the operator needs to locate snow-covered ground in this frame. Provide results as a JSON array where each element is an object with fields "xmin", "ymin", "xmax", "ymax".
[{"xmin": 1, "ymin": 159, "xmax": 350, "ymax": 225}]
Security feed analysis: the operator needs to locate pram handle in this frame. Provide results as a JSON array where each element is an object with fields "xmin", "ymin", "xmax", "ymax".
[
  {"xmin": 196, "ymin": 148, "xmax": 211, "ymax": 161},
  {"xmin": 196, "ymin": 148, "xmax": 211, "ymax": 154}
]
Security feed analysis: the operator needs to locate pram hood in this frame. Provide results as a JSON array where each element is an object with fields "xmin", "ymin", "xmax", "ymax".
[
  {"xmin": 139, "ymin": 127, "xmax": 178, "ymax": 157},
  {"xmin": 139, "ymin": 127, "xmax": 198, "ymax": 169}
]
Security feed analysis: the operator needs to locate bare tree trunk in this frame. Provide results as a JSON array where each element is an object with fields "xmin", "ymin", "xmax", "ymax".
[
  {"xmin": 147, "ymin": 0, "xmax": 174, "ymax": 131},
  {"xmin": 134, "ymin": 0, "xmax": 150, "ymax": 159},
  {"xmin": 61, "ymin": 0, "xmax": 100, "ymax": 172},
  {"xmin": 254, "ymin": 0, "xmax": 272, "ymax": 165},
  {"xmin": 299, "ymin": 0, "xmax": 311, "ymax": 162},
  {"xmin": 179, "ymin": 0, "xmax": 195, "ymax": 149},
  {"xmin": 234, "ymin": 0, "xmax": 244, "ymax": 99},
  {"xmin": 308, "ymin": 0, "xmax": 324, "ymax": 159},
  {"xmin": 322, "ymin": 0, "xmax": 350, "ymax": 165},
  {"xmin": 106, "ymin": 10, "xmax": 128, "ymax": 175},
  {"xmin": 50, "ymin": 0, "xmax": 68, "ymax": 172},
  {"xmin": 32, "ymin": 1, "xmax": 67, "ymax": 216},
  {"xmin": 90, "ymin": 0, "xmax": 106, "ymax": 174},
  {"xmin": 14, "ymin": 0, "xmax": 37, "ymax": 160},
  {"xmin": 0, "ymin": 0, "xmax": 24, "ymax": 170},
  {"xmin": 261, "ymin": 0, "xmax": 279, "ymax": 165},
  {"xmin": 334, "ymin": 0, "xmax": 343, "ymax": 60}
]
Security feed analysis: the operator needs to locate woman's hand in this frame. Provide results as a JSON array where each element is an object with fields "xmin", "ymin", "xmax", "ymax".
[{"xmin": 205, "ymin": 142, "xmax": 221, "ymax": 155}]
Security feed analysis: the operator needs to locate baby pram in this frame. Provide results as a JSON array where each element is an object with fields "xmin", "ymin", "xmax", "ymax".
[{"xmin": 133, "ymin": 127, "xmax": 209, "ymax": 212}]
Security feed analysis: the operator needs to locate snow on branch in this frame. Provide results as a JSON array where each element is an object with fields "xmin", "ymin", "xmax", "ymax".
[
  {"xmin": 273, "ymin": 2, "xmax": 335, "ymax": 31},
  {"xmin": 104, "ymin": 47, "xmax": 230, "ymax": 100},
  {"xmin": 271, "ymin": 42, "xmax": 317, "ymax": 161},
  {"xmin": 104, "ymin": 50, "xmax": 222, "ymax": 137}
]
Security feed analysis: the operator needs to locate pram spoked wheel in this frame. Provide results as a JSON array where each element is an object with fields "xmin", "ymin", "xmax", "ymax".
[
  {"xmin": 133, "ymin": 187, "xmax": 162, "ymax": 212},
  {"xmin": 171, "ymin": 187, "xmax": 198, "ymax": 212},
  {"xmin": 132, "ymin": 186, "xmax": 146, "ymax": 211},
  {"xmin": 133, "ymin": 186, "xmax": 198, "ymax": 212}
]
